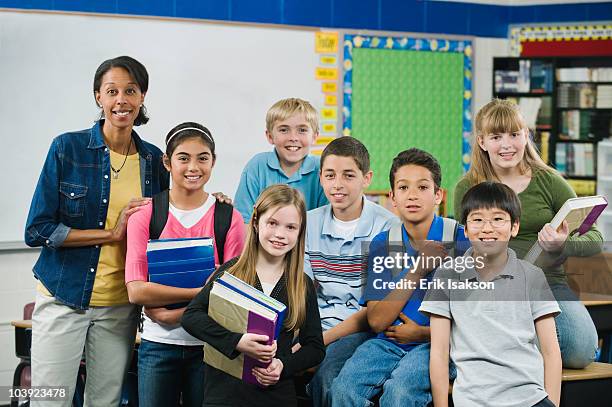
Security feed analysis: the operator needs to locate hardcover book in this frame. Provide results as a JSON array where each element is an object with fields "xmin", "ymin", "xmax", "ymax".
[
  {"xmin": 205, "ymin": 276, "xmax": 286, "ymax": 385},
  {"xmin": 524, "ymin": 195, "xmax": 608, "ymax": 263}
]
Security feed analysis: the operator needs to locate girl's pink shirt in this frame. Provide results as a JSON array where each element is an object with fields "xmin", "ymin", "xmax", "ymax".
[{"xmin": 125, "ymin": 201, "xmax": 246, "ymax": 283}]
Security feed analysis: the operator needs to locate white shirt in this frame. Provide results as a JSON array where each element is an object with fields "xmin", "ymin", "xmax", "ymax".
[
  {"xmin": 330, "ymin": 214, "xmax": 360, "ymax": 240},
  {"xmin": 169, "ymin": 194, "xmax": 215, "ymax": 228}
]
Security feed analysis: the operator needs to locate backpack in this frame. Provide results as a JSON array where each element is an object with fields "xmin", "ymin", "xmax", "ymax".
[
  {"xmin": 386, "ymin": 218, "xmax": 459, "ymax": 277},
  {"xmin": 149, "ymin": 189, "xmax": 234, "ymax": 264}
]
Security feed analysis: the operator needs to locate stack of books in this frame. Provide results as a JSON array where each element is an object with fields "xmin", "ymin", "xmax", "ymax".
[
  {"xmin": 559, "ymin": 110, "xmax": 594, "ymax": 140},
  {"xmin": 530, "ymin": 61, "xmax": 553, "ymax": 93},
  {"xmin": 495, "ymin": 70, "xmax": 519, "ymax": 93},
  {"xmin": 146, "ymin": 237, "xmax": 216, "ymax": 308},
  {"xmin": 557, "ymin": 84, "xmax": 597, "ymax": 108},
  {"xmin": 556, "ymin": 67, "xmax": 591, "ymax": 82},
  {"xmin": 555, "ymin": 143, "xmax": 595, "ymax": 177},
  {"xmin": 556, "ymin": 67, "xmax": 612, "ymax": 82},
  {"xmin": 205, "ymin": 272, "xmax": 287, "ymax": 385}
]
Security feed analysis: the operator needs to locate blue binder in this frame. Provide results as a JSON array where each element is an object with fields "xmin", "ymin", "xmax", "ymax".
[{"xmin": 147, "ymin": 237, "xmax": 216, "ymax": 308}]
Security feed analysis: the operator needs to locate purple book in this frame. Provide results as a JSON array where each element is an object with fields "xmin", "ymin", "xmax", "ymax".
[
  {"xmin": 205, "ymin": 281, "xmax": 279, "ymax": 386},
  {"xmin": 524, "ymin": 195, "xmax": 608, "ymax": 263}
]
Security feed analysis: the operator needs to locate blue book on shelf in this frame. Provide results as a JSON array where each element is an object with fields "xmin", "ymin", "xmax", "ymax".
[
  {"xmin": 147, "ymin": 237, "xmax": 216, "ymax": 308},
  {"xmin": 216, "ymin": 272, "xmax": 287, "ymax": 340}
]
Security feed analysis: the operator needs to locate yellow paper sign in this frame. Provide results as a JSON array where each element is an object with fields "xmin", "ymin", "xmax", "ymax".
[
  {"xmin": 315, "ymin": 67, "xmax": 338, "ymax": 80},
  {"xmin": 324, "ymin": 94, "xmax": 337, "ymax": 106},
  {"xmin": 321, "ymin": 108, "xmax": 337, "ymax": 120},
  {"xmin": 310, "ymin": 149, "xmax": 323, "ymax": 156},
  {"xmin": 322, "ymin": 82, "xmax": 337, "ymax": 93},
  {"xmin": 320, "ymin": 55, "xmax": 337, "ymax": 65},
  {"xmin": 317, "ymin": 136, "xmax": 335, "ymax": 144},
  {"xmin": 321, "ymin": 123, "xmax": 337, "ymax": 134},
  {"xmin": 315, "ymin": 32, "xmax": 339, "ymax": 53}
]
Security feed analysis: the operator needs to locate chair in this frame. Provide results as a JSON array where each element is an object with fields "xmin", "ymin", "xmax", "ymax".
[{"xmin": 11, "ymin": 302, "xmax": 34, "ymax": 407}]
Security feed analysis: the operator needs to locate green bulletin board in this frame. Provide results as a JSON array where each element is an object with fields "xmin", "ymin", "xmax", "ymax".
[{"xmin": 343, "ymin": 36, "xmax": 473, "ymax": 217}]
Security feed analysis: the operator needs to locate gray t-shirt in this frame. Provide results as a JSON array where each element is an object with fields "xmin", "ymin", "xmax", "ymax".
[{"xmin": 419, "ymin": 248, "xmax": 560, "ymax": 407}]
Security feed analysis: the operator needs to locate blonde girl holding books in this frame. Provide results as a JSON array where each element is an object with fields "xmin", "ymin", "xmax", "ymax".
[
  {"xmin": 182, "ymin": 184, "xmax": 325, "ymax": 407},
  {"xmin": 125, "ymin": 122, "xmax": 245, "ymax": 407},
  {"xmin": 453, "ymin": 98, "xmax": 602, "ymax": 368}
]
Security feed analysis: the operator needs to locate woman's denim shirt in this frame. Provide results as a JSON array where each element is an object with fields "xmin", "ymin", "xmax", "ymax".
[{"xmin": 25, "ymin": 121, "xmax": 169, "ymax": 309}]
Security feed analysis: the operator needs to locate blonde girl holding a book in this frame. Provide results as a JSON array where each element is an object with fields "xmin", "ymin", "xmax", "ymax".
[
  {"xmin": 453, "ymin": 98, "xmax": 602, "ymax": 368},
  {"xmin": 182, "ymin": 184, "xmax": 325, "ymax": 407}
]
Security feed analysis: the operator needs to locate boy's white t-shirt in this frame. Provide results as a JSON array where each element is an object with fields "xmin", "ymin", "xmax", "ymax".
[
  {"xmin": 330, "ymin": 215, "xmax": 359, "ymax": 240},
  {"xmin": 141, "ymin": 194, "xmax": 216, "ymax": 346}
]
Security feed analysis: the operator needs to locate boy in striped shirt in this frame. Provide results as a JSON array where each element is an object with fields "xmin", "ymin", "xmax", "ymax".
[{"xmin": 302, "ymin": 137, "xmax": 398, "ymax": 406}]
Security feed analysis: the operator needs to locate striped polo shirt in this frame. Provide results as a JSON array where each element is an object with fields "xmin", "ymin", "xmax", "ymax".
[{"xmin": 304, "ymin": 197, "xmax": 399, "ymax": 331}]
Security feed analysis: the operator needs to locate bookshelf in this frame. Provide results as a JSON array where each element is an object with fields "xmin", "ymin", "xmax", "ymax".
[
  {"xmin": 493, "ymin": 56, "xmax": 612, "ymax": 196},
  {"xmin": 597, "ymin": 140, "xmax": 612, "ymax": 241}
]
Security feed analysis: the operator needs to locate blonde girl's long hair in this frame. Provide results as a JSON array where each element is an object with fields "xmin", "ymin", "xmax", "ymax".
[
  {"xmin": 227, "ymin": 184, "xmax": 308, "ymax": 332},
  {"xmin": 466, "ymin": 98, "xmax": 555, "ymax": 185}
]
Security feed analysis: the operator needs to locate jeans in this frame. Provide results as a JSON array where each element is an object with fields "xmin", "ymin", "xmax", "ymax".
[
  {"xmin": 331, "ymin": 340, "xmax": 454, "ymax": 407},
  {"xmin": 138, "ymin": 339, "xmax": 205, "ymax": 407},
  {"xmin": 551, "ymin": 283, "xmax": 598, "ymax": 368},
  {"xmin": 307, "ymin": 331, "xmax": 373, "ymax": 407},
  {"xmin": 532, "ymin": 396, "xmax": 556, "ymax": 407}
]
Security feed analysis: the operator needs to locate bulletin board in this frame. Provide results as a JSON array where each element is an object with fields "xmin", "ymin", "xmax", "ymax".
[{"xmin": 342, "ymin": 35, "xmax": 473, "ymax": 217}]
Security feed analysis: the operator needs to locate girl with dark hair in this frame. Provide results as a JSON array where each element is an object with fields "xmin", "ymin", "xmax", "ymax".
[
  {"xmin": 25, "ymin": 56, "xmax": 169, "ymax": 406},
  {"xmin": 125, "ymin": 122, "xmax": 246, "ymax": 407}
]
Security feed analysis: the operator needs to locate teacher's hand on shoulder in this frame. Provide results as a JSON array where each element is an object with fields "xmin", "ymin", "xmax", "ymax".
[{"xmin": 111, "ymin": 197, "xmax": 151, "ymax": 242}]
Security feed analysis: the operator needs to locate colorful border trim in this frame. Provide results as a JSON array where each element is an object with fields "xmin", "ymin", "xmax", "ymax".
[
  {"xmin": 510, "ymin": 24, "xmax": 612, "ymax": 56},
  {"xmin": 342, "ymin": 35, "xmax": 473, "ymax": 172}
]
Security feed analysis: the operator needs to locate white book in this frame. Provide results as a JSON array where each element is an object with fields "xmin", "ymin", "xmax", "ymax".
[{"xmin": 524, "ymin": 195, "xmax": 608, "ymax": 263}]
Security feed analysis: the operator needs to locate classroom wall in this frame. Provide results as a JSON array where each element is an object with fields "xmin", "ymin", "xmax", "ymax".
[{"xmin": 1, "ymin": 0, "xmax": 611, "ymax": 38}]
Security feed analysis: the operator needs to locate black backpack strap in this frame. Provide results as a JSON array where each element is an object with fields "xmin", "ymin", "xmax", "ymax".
[
  {"xmin": 214, "ymin": 201, "xmax": 234, "ymax": 264},
  {"xmin": 149, "ymin": 190, "xmax": 170, "ymax": 240}
]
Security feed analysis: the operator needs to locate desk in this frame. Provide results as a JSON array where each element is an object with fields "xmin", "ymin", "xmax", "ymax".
[
  {"xmin": 561, "ymin": 362, "xmax": 612, "ymax": 407},
  {"xmin": 580, "ymin": 293, "xmax": 612, "ymax": 363},
  {"xmin": 11, "ymin": 320, "xmax": 32, "ymax": 360}
]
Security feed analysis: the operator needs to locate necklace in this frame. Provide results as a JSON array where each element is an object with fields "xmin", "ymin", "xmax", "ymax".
[{"xmin": 110, "ymin": 138, "xmax": 132, "ymax": 179}]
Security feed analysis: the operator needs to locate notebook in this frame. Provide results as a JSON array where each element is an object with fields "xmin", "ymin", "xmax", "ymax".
[{"xmin": 146, "ymin": 237, "xmax": 215, "ymax": 308}]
